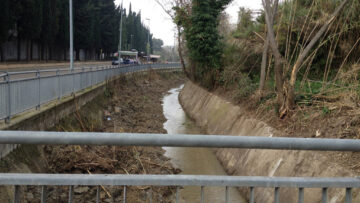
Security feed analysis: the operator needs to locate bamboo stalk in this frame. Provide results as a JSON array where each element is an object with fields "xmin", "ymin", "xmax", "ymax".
[{"xmin": 333, "ymin": 36, "xmax": 360, "ymax": 82}]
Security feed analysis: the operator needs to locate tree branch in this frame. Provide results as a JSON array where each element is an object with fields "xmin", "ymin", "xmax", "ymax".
[{"xmin": 290, "ymin": 0, "xmax": 350, "ymax": 85}]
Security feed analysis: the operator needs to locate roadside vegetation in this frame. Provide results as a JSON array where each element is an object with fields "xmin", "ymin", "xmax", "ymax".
[{"xmin": 157, "ymin": 0, "xmax": 360, "ymax": 121}]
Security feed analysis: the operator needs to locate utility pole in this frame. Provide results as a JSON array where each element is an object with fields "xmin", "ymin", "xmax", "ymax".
[
  {"xmin": 146, "ymin": 18, "xmax": 150, "ymax": 63},
  {"xmin": 69, "ymin": 0, "xmax": 74, "ymax": 70},
  {"xmin": 118, "ymin": 0, "xmax": 124, "ymax": 62}
]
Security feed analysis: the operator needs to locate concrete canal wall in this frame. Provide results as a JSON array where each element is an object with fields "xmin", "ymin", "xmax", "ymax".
[{"xmin": 179, "ymin": 81, "xmax": 360, "ymax": 202}]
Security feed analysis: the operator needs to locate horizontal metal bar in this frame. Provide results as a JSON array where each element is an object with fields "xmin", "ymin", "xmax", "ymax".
[
  {"xmin": 5, "ymin": 66, "xmax": 180, "ymax": 82},
  {"xmin": 1, "ymin": 131, "xmax": 360, "ymax": 151},
  {"xmin": 5, "ymin": 63, "xmax": 180, "ymax": 76},
  {"xmin": 0, "ymin": 174, "xmax": 359, "ymax": 188}
]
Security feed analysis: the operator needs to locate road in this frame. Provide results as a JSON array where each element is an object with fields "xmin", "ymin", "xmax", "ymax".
[
  {"xmin": 0, "ymin": 61, "xmax": 111, "ymax": 72},
  {"xmin": 0, "ymin": 61, "xmax": 114, "ymax": 82}
]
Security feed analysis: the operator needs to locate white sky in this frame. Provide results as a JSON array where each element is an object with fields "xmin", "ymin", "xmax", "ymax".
[{"xmin": 115, "ymin": 0, "xmax": 263, "ymax": 46}]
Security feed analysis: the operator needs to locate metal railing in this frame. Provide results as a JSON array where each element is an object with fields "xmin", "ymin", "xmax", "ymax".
[
  {"xmin": 0, "ymin": 131, "xmax": 359, "ymax": 203},
  {"xmin": 0, "ymin": 63, "xmax": 181, "ymax": 123}
]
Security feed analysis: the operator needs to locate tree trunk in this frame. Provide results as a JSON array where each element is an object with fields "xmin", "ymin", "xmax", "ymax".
[
  {"xmin": 26, "ymin": 40, "xmax": 30, "ymax": 62},
  {"xmin": 49, "ymin": 45, "xmax": 52, "ymax": 61},
  {"xmin": 39, "ymin": 44, "xmax": 42, "ymax": 61},
  {"xmin": 274, "ymin": 56, "xmax": 284, "ymax": 105},
  {"xmin": 40, "ymin": 44, "xmax": 44, "ymax": 61},
  {"xmin": 259, "ymin": 0, "xmax": 277, "ymax": 92},
  {"xmin": 45, "ymin": 46, "xmax": 48, "ymax": 62},
  {"xmin": 263, "ymin": 0, "xmax": 284, "ymax": 102},
  {"xmin": 0, "ymin": 45, "xmax": 4, "ymax": 62},
  {"xmin": 17, "ymin": 37, "xmax": 21, "ymax": 61},
  {"xmin": 30, "ymin": 41, "xmax": 33, "ymax": 61},
  {"xmin": 76, "ymin": 49, "xmax": 80, "ymax": 61},
  {"xmin": 177, "ymin": 27, "xmax": 189, "ymax": 79},
  {"xmin": 259, "ymin": 36, "xmax": 269, "ymax": 91}
]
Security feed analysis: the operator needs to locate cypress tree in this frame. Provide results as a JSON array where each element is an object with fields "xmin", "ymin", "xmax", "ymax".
[
  {"xmin": 1, "ymin": 0, "xmax": 155, "ymax": 61},
  {"xmin": 0, "ymin": 0, "xmax": 11, "ymax": 61}
]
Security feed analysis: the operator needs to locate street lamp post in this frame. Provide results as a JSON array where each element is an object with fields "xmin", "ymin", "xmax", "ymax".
[
  {"xmin": 146, "ymin": 18, "xmax": 150, "ymax": 63},
  {"xmin": 118, "ymin": 1, "xmax": 124, "ymax": 62},
  {"xmin": 69, "ymin": 0, "xmax": 74, "ymax": 70}
]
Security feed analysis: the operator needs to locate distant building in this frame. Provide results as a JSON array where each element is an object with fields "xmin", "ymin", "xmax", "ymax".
[{"xmin": 144, "ymin": 55, "xmax": 161, "ymax": 63}]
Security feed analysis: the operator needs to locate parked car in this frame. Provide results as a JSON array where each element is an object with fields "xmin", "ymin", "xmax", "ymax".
[
  {"xmin": 112, "ymin": 58, "xmax": 123, "ymax": 65},
  {"xmin": 123, "ymin": 59, "xmax": 135, "ymax": 65}
]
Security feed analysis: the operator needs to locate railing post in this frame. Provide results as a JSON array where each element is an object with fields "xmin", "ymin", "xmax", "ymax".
[
  {"xmin": 5, "ymin": 72, "xmax": 11, "ymax": 124},
  {"xmin": 36, "ymin": 70, "xmax": 41, "ymax": 110},
  {"xmin": 298, "ymin": 187, "xmax": 304, "ymax": 203},
  {"xmin": 68, "ymin": 185, "xmax": 74, "ymax": 203},
  {"xmin": 57, "ymin": 69, "xmax": 60, "ymax": 101},
  {"xmin": 72, "ymin": 68, "xmax": 75, "ymax": 95},
  {"xmin": 123, "ymin": 186, "xmax": 127, "ymax": 203},
  {"xmin": 274, "ymin": 187, "xmax": 280, "ymax": 203},
  {"xmin": 346, "ymin": 188, "xmax": 352, "ymax": 203},
  {"xmin": 249, "ymin": 187, "xmax": 254, "ymax": 203},
  {"xmin": 41, "ymin": 185, "xmax": 47, "ymax": 203},
  {"xmin": 96, "ymin": 186, "xmax": 100, "ymax": 203},
  {"xmin": 176, "ymin": 186, "xmax": 179, "ymax": 203},
  {"xmin": 101, "ymin": 66, "xmax": 104, "ymax": 83},
  {"xmin": 225, "ymin": 186, "xmax": 229, "ymax": 203},
  {"xmin": 96, "ymin": 67, "xmax": 99, "ymax": 84},
  {"xmin": 149, "ymin": 187, "xmax": 153, "ymax": 203},
  {"xmin": 90, "ymin": 67, "xmax": 93, "ymax": 87},
  {"xmin": 322, "ymin": 188, "xmax": 328, "ymax": 203},
  {"xmin": 14, "ymin": 185, "xmax": 20, "ymax": 203},
  {"xmin": 201, "ymin": 186, "xmax": 204, "ymax": 203},
  {"xmin": 81, "ymin": 67, "xmax": 85, "ymax": 90}
]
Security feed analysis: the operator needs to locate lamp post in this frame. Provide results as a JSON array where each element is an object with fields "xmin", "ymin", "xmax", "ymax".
[
  {"xmin": 69, "ymin": 0, "xmax": 74, "ymax": 70},
  {"xmin": 146, "ymin": 18, "xmax": 150, "ymax": 63},
  {"xmin": 118, "ymin": 1, "xmax": 124, "ymax": 62}
]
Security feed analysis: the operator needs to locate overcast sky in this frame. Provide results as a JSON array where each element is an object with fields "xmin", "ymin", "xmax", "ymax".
[{"xmin": 115, "ymin": 0, "xmax": 262, "ymax": 46}]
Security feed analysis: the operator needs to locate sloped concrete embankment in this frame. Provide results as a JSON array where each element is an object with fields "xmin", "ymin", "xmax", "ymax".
[{"xmin": 179, "ymin": 81, "xmax": 359, "ymax": 202}]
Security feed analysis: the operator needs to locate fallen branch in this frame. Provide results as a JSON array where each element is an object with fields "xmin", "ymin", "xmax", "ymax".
[
  {"xmin": 87, "ymin": 170, "xmax": 112, "ymax": 198},
  {"xmin": 312, "ymin": 95, "xmax": 341, "ymax": 102},
  {"xmin": 133, "ymin": 147, "xmax": 147, "ymax": 174}
]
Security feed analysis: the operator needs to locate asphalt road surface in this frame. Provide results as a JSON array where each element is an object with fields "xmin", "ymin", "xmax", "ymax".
[
  {"xmin": 0, "ymin": 61, "xmax": 114, "ymax": 82},
  {"xmin": 0, "ymin": 61, "xmax": 111, "ymax": 72}
]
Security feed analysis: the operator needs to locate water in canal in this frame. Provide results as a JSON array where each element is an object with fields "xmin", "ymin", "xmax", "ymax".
[{"xmin": 162, "ymin": 85, "xmax": 245, "ymax": 203}]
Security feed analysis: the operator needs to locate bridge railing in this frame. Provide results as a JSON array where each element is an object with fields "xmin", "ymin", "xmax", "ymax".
[
  {"xmin": 0, "ymin": 63, "xmax": 181, "ymax": 123},
  {"xmin": 0, "ymin": 131, "xmax": 359, "ymax": 203}
]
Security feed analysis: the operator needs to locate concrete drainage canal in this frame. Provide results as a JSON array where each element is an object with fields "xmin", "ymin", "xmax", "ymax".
[
  {"xmin": 0, "ymin": 75, "xmax": 245, "ymax": 202},
  {"xmin": 162, "ymin": 84, "xmax": 245, "ymax": 203}
]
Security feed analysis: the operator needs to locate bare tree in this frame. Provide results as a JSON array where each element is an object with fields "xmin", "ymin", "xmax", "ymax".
[
  {"xmin": 154, "ymin": 0, "xmax": 192, "ymax": 79},
  {"xmin": 259, "ymin": 1, "xmax": 278, "ymax": 92},
  {"xmin": 262, "ymin": 0, "xmax": 284, "ymax": 106},
  {"xmin": 262, "ymin": 0, "xmax": 350, "ymax": 117}
]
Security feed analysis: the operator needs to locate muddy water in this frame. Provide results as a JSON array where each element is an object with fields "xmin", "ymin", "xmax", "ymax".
[{"xmin": 162, "ymin": 85, "xmax": 245, "ymax": 203}]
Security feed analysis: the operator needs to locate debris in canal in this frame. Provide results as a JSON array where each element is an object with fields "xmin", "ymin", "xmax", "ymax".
[{"xmin": 22, "ymin": 71, "xmax": 185, "ymax": 202}]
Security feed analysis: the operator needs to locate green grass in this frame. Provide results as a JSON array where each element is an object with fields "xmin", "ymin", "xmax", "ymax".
[{"xmin": 294, "ymin": 80, "xmax": 323, "ymax": 95}]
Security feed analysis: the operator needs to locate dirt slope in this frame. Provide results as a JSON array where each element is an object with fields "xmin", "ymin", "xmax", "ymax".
[{"xmin": 21, "ymin": 71, "xmax": 185, "ymax": 203}]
